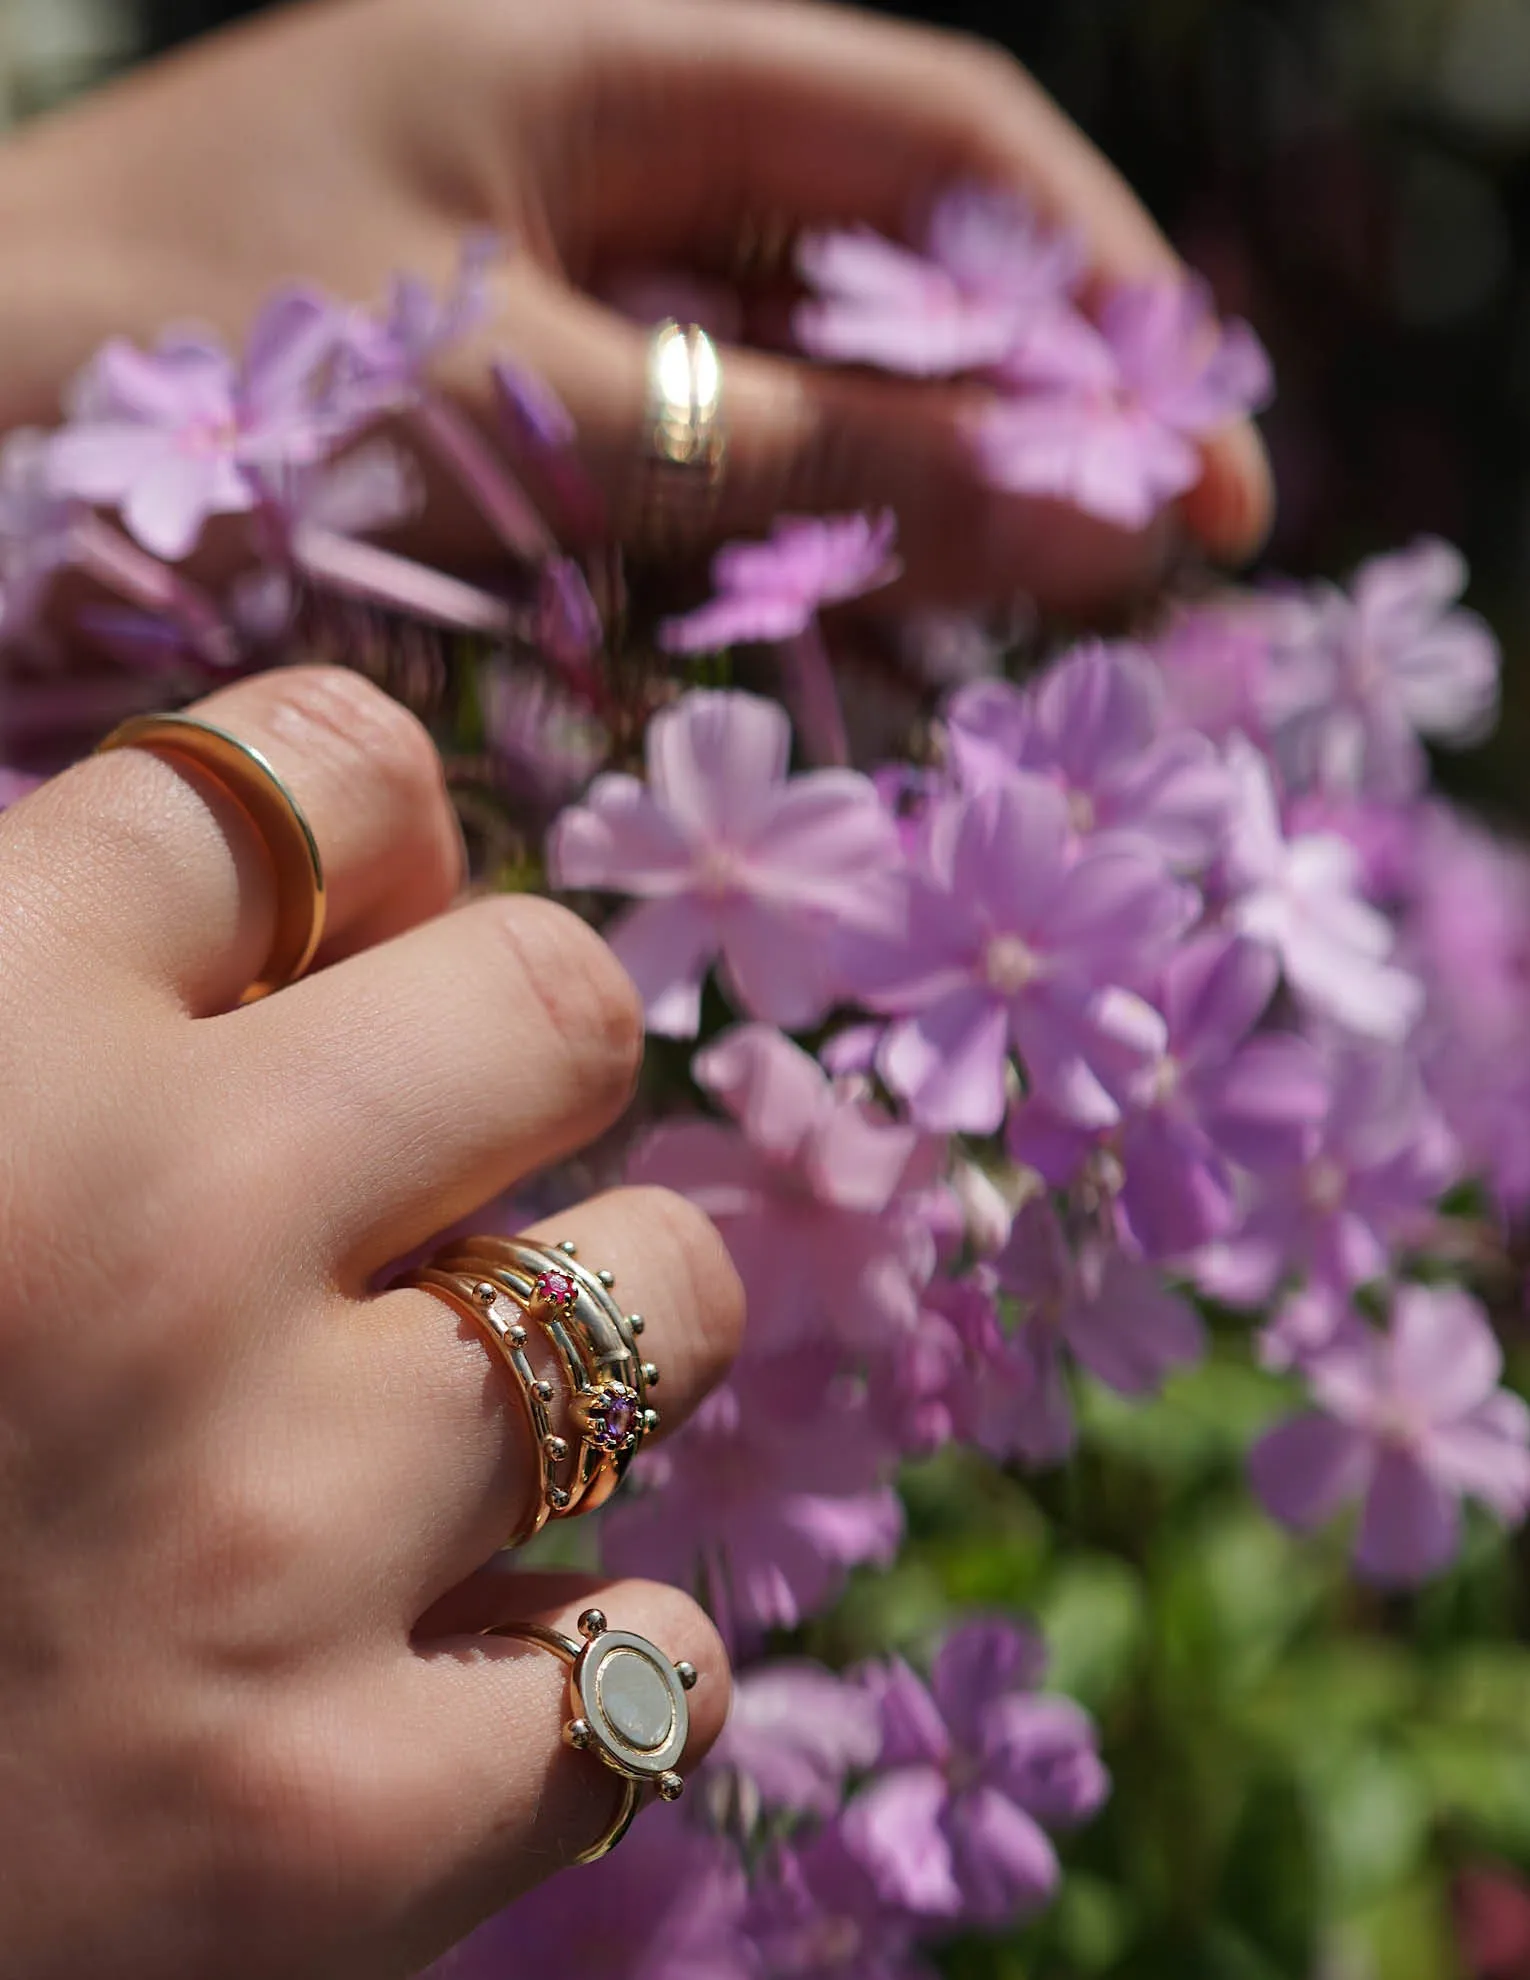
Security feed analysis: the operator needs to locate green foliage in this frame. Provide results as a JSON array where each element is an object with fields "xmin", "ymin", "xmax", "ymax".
[{"xmin": 813, "ymin": 1350, "xmax": 1530, "ymax": 1979}]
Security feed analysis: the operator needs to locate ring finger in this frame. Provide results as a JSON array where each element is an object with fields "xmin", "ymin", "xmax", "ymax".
[{"xmin": 297, "ymin": 1184, "xmax": 744, "ymax": 1623}]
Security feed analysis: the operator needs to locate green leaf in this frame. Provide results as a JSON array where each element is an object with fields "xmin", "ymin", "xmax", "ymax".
[{"xmin": 1034, "ymin": 1555, "xmax": 1146, "ymax": 1711}]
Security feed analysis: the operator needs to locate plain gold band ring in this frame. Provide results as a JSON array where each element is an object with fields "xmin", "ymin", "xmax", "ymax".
[{"xmin": 97, "ymin": 712, "xmax": 326, "ymax": 1002}]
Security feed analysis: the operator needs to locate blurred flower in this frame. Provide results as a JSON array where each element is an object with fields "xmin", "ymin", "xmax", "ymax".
[
  {"xmin": 48, "ymin": 291, "xmax": 350, "ymax": 559},
  {"xmin": 708, "ymin": 1662, "xmax": 881, "ymax": 1819},
  {"xmin": 843, "ymin": 775, "xmax": 1196, "ymax": 1133},
  {"xmin": 429, "ymin": 1803, "xmax": 749, "ymax": 1980},
  {"xmin": 1010, "ymin": 933, "xmax": 1328, "ymax": 1260},
  {"xmin": 1223, "ymin": 735, "xmax": 1424, "ymax": 1041},
  {"xmin": 945, "ymin": 640, "xmax": 1229, "ymax": 870},
  {"xmin": 994, "ymin": 1197, "xmax": 1205, "ymax": 1460},
  {"xmin": 793, "ymin": 185, "xmax": 1081, "ymax": 378},
  {"xmin": 1265, "ymin": 538, "xmax": 1500, "ymax": 800},
  {"xmin": 601, "ymin": 1351, "xmax": 903, "ymax": 1645},
  {"xmin": 977, "ymin": 278, "xmax": 1272, "ymax": 529},
  {"xmin": 1195, "ymin": 1039, "xmax": 1453, "ymax": 1306},
  {"xmin": 658, "ymin": 512, "xmax": 900, "ymax": 653},
  {"xmin": 631, "ymin": 1024, "xmax": 945, "ymax": 1351},
  {"xmin": 843, "ymin": 1620, "xmax": 1107, "ymax": 1926},
  {"xmin": 549, "ymin": 690, "xmax": 903, "ymax": 1036},
  {"xmin": 1250, "ymin": 1284, "xmax": 1530, "ymax": 1583},
  {"xmin": 742, "ymin": 1827, "xmax": 937, "ymax": 1980}
]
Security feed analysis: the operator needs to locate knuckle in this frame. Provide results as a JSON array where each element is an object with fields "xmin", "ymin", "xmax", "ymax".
[
  {"xmin": 253, "ymin": 665, "xmax": 446, "ymax": 816},
  {"xmin": 488, "ymin": 896, "xmax": 645, "ymax": 1114}
]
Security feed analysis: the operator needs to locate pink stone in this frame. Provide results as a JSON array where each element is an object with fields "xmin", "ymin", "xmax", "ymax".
[{"xmin": 536, "ymin": 1269, "xmax": 576, "ymax": 1308}]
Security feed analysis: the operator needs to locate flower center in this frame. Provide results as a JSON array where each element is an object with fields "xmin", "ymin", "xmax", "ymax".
[
  {"xmin": 983, "ymin": 932, "xmax": 1040, "ymax": 996},
  {"xmin": 1303, "ymin": 1156, "xmax": 1348, "ymax": 1214},
  {"xmin": 1148, "ymin": 1054, "xmax": 1181, "ymax": 1107},
  {"xmin": 1067, "ymin": 786, "xmax": 1097, "ymax": 835},
  {"xmin": 695, "ymin": 843, "xmax": 742, "ymax": 901},
  {"xmin": 178, "ymin": 416, "xmax": 239, "ymax": 458}
]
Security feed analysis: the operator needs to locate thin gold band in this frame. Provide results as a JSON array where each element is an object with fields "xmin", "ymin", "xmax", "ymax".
[{"xmin": 96, "ymin": 713, "xmax": 326, "ymax": 1001}]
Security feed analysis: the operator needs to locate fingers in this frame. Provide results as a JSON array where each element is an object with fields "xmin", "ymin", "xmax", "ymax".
[
  {"xmin": 494, "ymin": 0, "xmax": 1270, "ymax": 585},
  {"xmin": 347, "ymin": 1575, "xmax": 727, "ymax": 1965},
  {"xmin": 459, "ymin": 262, "xmax": 1176, "ymax": 609},
  {"xmin": 0, "ymin": 666, "xmax": 462, "ymax": 1017},
  {"xmin": 233, "ymin": 890, "xmax": 646, "ymax": 1276},
  {"xmin": 301, "ymin": 1187, "xmax": 744, "ymax": 1617}
]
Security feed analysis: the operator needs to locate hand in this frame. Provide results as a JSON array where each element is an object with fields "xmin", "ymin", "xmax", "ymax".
[
  {"xmin": 0, "ymin": 0, "xmax": 1271, "ymax": 610},
  {"xmin": 0, "ymin": 663, "xmax": 742, "ymax": 1979}
]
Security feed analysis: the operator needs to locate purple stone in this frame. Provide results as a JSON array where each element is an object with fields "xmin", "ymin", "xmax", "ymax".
[{"xmin": 598, "ymin": 1394, "xmax": 639, "ymax": 1452}]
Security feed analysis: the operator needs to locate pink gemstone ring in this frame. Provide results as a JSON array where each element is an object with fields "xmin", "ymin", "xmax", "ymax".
[{"xmin": 428, "ymin": 1235, "xmax": 660, "ymax": 1522}]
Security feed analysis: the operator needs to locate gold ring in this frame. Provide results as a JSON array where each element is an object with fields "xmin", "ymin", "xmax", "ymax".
[
  {"xmin": 628, "ymin": 319, "xmax": 725, "ymax": 555},
  {"xmin": 431, "ymin": 1237, "xmax": 658, "ymax": 1519},
  {"xmin": 406, "ymin": 1269, "xmax": 574, "ymax": 1544},
  {"xmin": 96, "ymin": 713, "xmax": 326, "ymax": 1001},
  {"xmin": 486, "ymin": 1605, "xmax": 698, "ymax": 1862}
]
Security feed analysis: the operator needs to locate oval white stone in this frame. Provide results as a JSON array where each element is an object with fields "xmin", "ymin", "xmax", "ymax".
[{"xmin": 597, "ymin": 1648, "xmax": 675, "ymax": 1752}]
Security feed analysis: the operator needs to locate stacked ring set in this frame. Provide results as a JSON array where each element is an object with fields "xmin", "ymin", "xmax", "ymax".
[{"xmin": 407, "ymin": 1237, "xmax": 660, "ymax": 1542}]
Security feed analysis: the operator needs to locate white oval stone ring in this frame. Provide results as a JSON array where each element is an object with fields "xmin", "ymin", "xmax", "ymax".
[{"xmin": 486, "ymin": 1608, "xmax": 699, "ymax": 1861}]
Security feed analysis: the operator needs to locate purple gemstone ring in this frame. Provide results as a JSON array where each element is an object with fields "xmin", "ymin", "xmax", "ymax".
[{"xmin": 430, "ymin": 1235, "xmax": 660, "ymax": 1519}]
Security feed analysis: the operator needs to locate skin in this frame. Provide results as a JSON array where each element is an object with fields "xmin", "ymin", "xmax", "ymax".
[
  {"xmin": 0, "ymin": 3, "xmax": 1273, "ymax": 1973},
  {"xmin": 0, "ymin": 0, "xmax": 1273, "ymax": 608}
]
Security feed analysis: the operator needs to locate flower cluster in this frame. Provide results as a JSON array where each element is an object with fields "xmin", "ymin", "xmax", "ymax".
[
  {"xmin": 3, "ymin": 194, "xmax": 1529, "ymax": 1979},
  {"xmin": 794, "ymin": 185, "xmax": 1273, "ymax": 529}
]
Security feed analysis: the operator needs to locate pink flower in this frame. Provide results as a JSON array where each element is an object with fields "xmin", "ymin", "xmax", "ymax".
[
  {"xmin": 843, "ymin": 1621, "xmax": 1107, "ymax": 1926},
  {"xmin": 1223, "ymin": 736, "xmax": 1423, "ymax": 1042},
  {"xmin": 1265, "ymin": 539, "xmax": 1500, "ymax": 800},
  {"xmin": 793, "ymin": 185, "xmax": 1083, "ymax": 378},
  {"xmin": 977, "ymin": 278, "xmax": 1272, "ymax": 530},
  {"xmin": 548, "ymin": 690, "xmax": 904, "ymax": 1037},
  {"xmin": 630, "ymin": 1024, "xmax": 945, "ymax": 1353},
  {"xmin": 708, "ymin": 1663, "xmax": 881, "ymax": 1819},
  {"xmin": 658, "ymin": 512, "xmax": 900, "ymax": 653},
  {"xmin": 48, "ymin": 290, "xmax": 351, "ymax": 559},
  {"xmin": 945, "ymin": 639, "xmax": 1230, "ymax": 870},
  {"xmin": 994, "ymin": 1197, "xmax": 1205, "ymax": 1462},
  {"xmin": 1250, "ymin": 1285, "xmax": 1530, "ymax": 1584},
  {"xmin": 840, "ymin": 775, "xmax": 1197, "ymax": 1134},
  {"xmin": 601, "ymin": 1352, "xmax": 903, "ymax": 1644}
]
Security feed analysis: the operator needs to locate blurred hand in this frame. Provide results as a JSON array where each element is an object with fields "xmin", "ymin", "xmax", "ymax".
[{"xmin": 0, "ymin": 0, "xmax": 1271, "ymax": 607}]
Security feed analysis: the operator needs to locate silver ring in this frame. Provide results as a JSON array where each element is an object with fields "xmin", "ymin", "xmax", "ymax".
[{"xmin": 628, "ymin": 319, "xmax": 725, "ymax": 553}]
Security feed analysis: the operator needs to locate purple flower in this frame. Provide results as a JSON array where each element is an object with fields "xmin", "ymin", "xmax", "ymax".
[
  {"xmin": 977, "ymin": 278, "xmax": 1272, "ymax": 530},
  {"xmin": 335, "ymin": 232, "xmax": 495, "ymax": 410},
  {"xmin": 1265, "ymin": 539, "xmax": 1499, "ymax": 801},
  {"xmin": 1250, "ymin": 1284, "xmax": 1530, "ymax": 1584},
  {"xmin": 601, "ymin": 1351, "xmax": 903, "ymax": 1644},
  {"xmin": 707, "ymin": 1662, "xmax": 881, "ymax": 1819},
  {"xmin": 48, "ymin": 290, "xmax": 351, "ymax": 559},
  {"xmin": 793, "ymin": 185, "xmax": 1082, "ymax": 378},
  {"xmin": 994, "ymin": 1197, "xmax": 1205, "ymax": 1460},
  {"xmin": 1194, "ymin": 1040, "xmax": 1454, "ymax": 1307},
  {"xmin": 945, "ymin": 640, "xmax": 1230, "ymax": 870},
  {"xmin": 630, "ymin": 1025, "xmax": 945, "ymax": 1352},
  {"xmin": 1010, "ymin": 934, "xmax": 1329, "ymax": 1260},
  {"xmin": 1223, "ymin": 736, "xmax": 1423, "ymax": 1042},
  {"xmin": 548, "ymin": 690, "xmax": 904, "ymax": 1036},
  {"xmin": 0, "ymin": 430, "xmax": 80, "ymax": 641},
  {"xmin": 869, "ymin": 1268, "xmax": 1035, "ymax": 1461},
  {"xmin": 742, "ymin": 1827, "xmax": 937, "ymax": 1980},
  {"xmin": 658, "ymin": 512, "xmax": 900, "ymax": 653},
  {"xmin": 843, "ymin": 1620, "xmax": 1107, "ymax": 1926},
  {"xmin": 841, "ymin": 774, "xmax": 1197, "ymax": 1134},
  {"xmin": 428, "ymin": 1804, "xmax": 749, "ymax": 1980}
]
